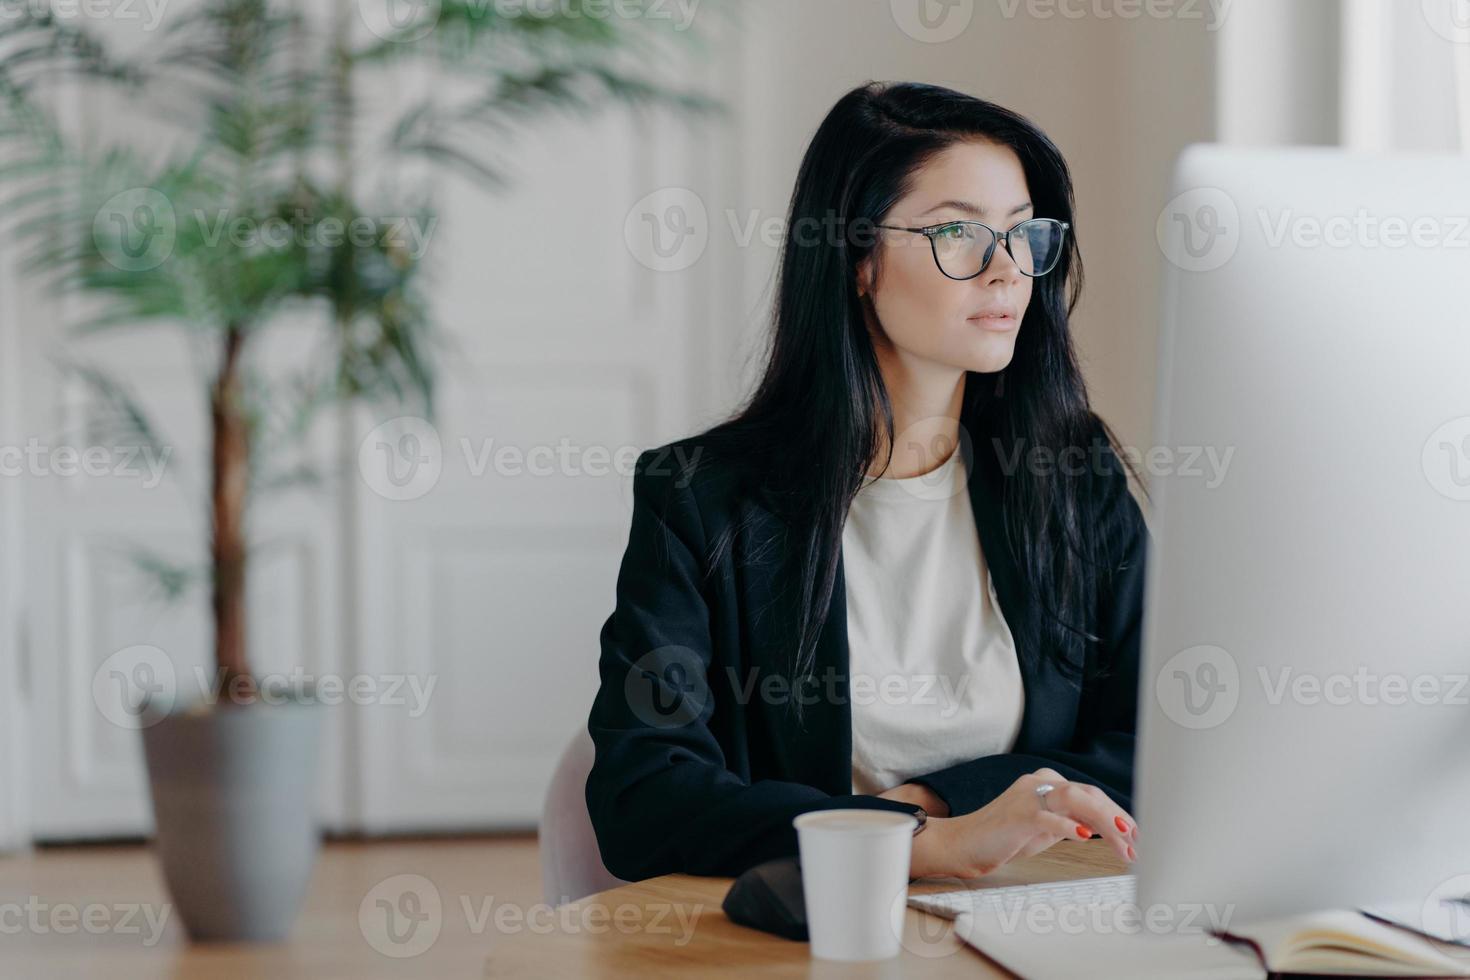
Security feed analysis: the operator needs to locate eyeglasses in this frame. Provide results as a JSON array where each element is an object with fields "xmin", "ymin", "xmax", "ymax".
[{"xmin": 874, "ymin": 217, "xmax": 1070, "ymax": 280}]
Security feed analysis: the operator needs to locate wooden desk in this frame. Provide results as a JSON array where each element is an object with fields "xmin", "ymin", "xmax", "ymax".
[{"xmin": 487, "ymin": 840, "xmax": 1128, "ymax": 978}]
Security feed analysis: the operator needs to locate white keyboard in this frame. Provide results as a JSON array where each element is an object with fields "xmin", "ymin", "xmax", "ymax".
[{"xmin": 909, "ymin": 874, "xmax": 1137, "ymax": 920}]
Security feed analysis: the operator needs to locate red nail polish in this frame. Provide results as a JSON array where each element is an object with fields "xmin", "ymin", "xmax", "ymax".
[
  {"xmin": 1114, "ymin": 815, "xmax": 1130, "ymax": 833},
  {"xmin": 1126, "ymin": 845, "xmax": 1136, "ymax": 861},
  {"xmin": 1076, "ymin": 824, "xmax": 1093, "ymax": 838}
]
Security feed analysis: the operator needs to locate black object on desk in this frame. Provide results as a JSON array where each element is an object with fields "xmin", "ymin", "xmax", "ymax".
[{"xmin": 721, "ymin": 856, "xmax": 808, "ymax": 941}]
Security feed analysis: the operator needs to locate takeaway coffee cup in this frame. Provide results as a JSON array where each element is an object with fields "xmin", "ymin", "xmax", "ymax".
[{"xmin": 792, "ymin": 808, "xmax": 918, "ymax": 961}]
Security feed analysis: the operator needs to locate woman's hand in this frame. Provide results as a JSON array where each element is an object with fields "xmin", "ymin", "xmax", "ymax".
[{"xmin": 906, "ymin": 768, "xmax": 1138, "ymax": 879}]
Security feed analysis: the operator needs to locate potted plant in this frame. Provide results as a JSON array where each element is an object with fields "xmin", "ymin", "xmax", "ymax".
[{"xmin": 0, "ymin": 0, "xmax": 714, "ymax": 941}]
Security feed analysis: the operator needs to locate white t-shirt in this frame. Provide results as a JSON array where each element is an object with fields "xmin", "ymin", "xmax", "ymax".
[{"xmin": 842, "ymin": 446, "xmax": 1025, "ymax": 796}]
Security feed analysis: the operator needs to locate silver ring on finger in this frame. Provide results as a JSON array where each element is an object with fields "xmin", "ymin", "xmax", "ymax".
[{"xmin": 1035, "ymin": 783, "xmax": 1056, "ymax": 812}]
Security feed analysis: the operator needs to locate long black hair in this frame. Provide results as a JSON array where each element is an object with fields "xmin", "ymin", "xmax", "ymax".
[{"xmin": 699, "ymin": 81, "xmax": 1139, "ymax": 720}]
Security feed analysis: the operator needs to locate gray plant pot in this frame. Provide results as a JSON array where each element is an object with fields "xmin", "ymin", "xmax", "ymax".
[{"xmin": 141, "ymin": 701, "xmax": 324, "ymax": 942}]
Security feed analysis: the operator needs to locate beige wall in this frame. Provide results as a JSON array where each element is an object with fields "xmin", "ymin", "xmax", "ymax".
[{"xmin": 709, "ymin": 0, "xmax": 1220, "ymax": 464}]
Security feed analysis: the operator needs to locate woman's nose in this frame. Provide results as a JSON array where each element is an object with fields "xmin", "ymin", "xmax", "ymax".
[{"xmin": 983, "ymin": 241, "xmax": 1024, "ymax": 283}]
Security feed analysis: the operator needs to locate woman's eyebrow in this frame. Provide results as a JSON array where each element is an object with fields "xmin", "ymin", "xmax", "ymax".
[{"xmin": 918, "ymin": 199, "xmax": 1034, "ymax": 219}]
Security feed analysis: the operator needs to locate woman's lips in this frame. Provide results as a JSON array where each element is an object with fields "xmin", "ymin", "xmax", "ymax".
[{"xmin": 969, "ymin": 313, "xmax": 1017, "ymax": 332}]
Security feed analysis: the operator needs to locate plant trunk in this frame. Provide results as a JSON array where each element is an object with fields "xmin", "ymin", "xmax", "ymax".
[{"xmin": 210, "ymin": 326, "xmax": 251, "ymax": 701}]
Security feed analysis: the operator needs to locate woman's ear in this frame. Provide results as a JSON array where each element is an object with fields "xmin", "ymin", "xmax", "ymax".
[{"xmin": 856, "ymin": 256, "xmax": 874, "ymax": 297}]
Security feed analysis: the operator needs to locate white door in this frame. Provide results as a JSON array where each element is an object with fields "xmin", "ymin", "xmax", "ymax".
[{"xmin": 350, "ymin": 106, "xmax": 735, "ymax": 830}]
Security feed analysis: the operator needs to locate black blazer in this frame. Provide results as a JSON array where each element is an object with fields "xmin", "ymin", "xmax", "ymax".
[{"xmin": 585, "ymin": 412, "xmax": 1150, "ymax": 882}]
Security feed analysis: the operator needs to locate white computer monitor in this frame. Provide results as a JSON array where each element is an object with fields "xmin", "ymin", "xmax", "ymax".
[{"xmin": 1135, "ymin": 143, "xmax": 1470, "ymax": 923}]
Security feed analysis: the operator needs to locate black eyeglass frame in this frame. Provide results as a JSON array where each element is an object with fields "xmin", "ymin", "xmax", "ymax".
[{"xmin": 873, "ymin": 217, "xmax": 1071, "ymax": 280}]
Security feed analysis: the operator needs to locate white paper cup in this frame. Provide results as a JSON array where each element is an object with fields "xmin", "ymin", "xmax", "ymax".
[{"xmin": 793, "ymin": 808, "xmax": 917, "ymax": 961}]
